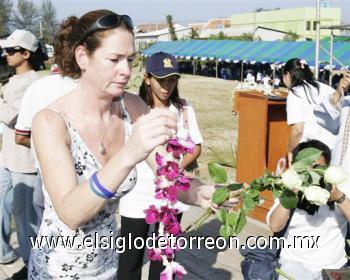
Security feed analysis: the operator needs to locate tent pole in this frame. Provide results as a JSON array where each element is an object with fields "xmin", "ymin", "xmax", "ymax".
[
  {"xmin": 240, "ymin": 61, "xmax": 244, "ymax": 82},
  {"xmin": 216, "ymin": 59, "xmax": 218, "ymax": 78},
  {"xmin": 329, "ymin": 30, "xmax": 334, "ymax": 85},
  {"xmin": 315, "ymin": 0, "xmax": 321, "ymax": 80}
]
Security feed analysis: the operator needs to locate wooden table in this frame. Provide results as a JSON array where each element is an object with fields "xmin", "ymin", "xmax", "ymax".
[{"xmin": 235, "ymin": 91, "xmax": 290, "ymax": 222}]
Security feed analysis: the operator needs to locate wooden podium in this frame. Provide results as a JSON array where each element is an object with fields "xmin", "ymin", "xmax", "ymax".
[{"xmin": 235, "ymin": 91, "xmax": 290, "ymax": 222}]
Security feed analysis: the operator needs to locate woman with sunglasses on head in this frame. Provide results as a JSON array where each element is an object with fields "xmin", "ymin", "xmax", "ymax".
[
  {"xmin": 283, "ymin": 58, "xmax": 344, "ymax": 164},
  {"xmin": 28, "ymin": 10, "xmax": 238, "ymax": 279},
  {"xmin": 118, "ymin": 52, "xmax": 203, "ymax": 280},
  {"xmin": 0, "ymin": 29, "xmax": 44, "ymax": 279}
]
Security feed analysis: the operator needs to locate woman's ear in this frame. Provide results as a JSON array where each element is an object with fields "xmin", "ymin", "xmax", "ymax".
[
  {"xmin": 75, "ymin": 45, "xmax": 89, "ymax": 71},
  {"xmin": 144, "ymin": 74, "xmax": 151, "ymax": 85}
]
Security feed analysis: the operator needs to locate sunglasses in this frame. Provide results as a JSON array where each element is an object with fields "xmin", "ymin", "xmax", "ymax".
[
  {"xmin": 79, "ymin": 14, "xmax": 134, "ymax": 43},
  {"xmin": 4, "ymin": 47, "xmax": 25, "ymax": 56}
]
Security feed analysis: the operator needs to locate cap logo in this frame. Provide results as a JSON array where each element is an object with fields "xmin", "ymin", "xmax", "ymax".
[{"xmin": 163, "ymin": 58, "xmax": 173, "ymax": 68}]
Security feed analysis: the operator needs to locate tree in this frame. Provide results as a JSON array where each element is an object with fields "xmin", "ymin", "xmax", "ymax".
[
  {"xmin": 190, "ymin": 28, "xmax": 200, "ymax": 39},
  {"xmin": 283, "ymin": 30, "xmax": 300, "ymax": 41},
  {"xmin": 0, "ymin": 0, "xmax": 12, "ymax": 35},
  {"xmin": 40, "ymin": 0, "xmax": 57, "ymax": 43},
  {"xmin": 12, "ymin": 0, "xmax": 40, "ymax": 36},
  {"xmin": 166, "ymin": 14, "xmax": 177, "ymax": 41}
]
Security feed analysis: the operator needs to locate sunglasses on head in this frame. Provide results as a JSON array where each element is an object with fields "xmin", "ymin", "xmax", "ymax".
[
  {"xmin": 79, "ymin": 13, "xmax": 134, "ymax": 43},
  {"xmin": 4, "ymin": 47, "xmax": 25, "ymax": 56}
]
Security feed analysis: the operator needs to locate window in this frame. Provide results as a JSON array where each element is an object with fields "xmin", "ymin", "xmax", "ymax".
[
  {"xmin": 306, "ymin": 21, "xmax": 311, "ymax": 31},
  {"xmin": 313, "ymin": 21, "xmax": 317, "ymax": 30}
]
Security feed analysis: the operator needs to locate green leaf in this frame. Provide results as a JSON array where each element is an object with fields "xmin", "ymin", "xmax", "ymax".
[
  {"xmin": 292, "ymin": 148, "xmax": 323, "ymax": 169},
  {"xmin": 227, "ymin": 183, "xmax": 243, "ymax": 191},
  {"xmin": 246, "ymin": 189, "xmax": 260, "ymax": 198},
  {"xmin": 219, "ymin": 224, "xmax": 232, "ymax": 239},
  {"xmin": 212, "ymin": 188, "xmax": 229, "ymax": 205},
  {"xmin": 308, "ymin": 170, "xmax": 321, "ymax": 185},
  {"xmin": 227, "ymin": 212, "xmax": 239, "ymax": 227},
  {"xmin": 235, "ymin": 212, "xmax": 247, "ymax": 234},
  {"xmin": 243, "ymin": 196, "xmax": 256, "ymax": 211},
  {"xmin": 272, "ymin": 187, "xmax": 281, "ymax": 199},
  {"xmin": 216, "ymin": 209, "xmax": 227, "ymax": 223},
  {"xmin": 280, "ymin": 189, "xmax": 299, "ymax": 209},
  {"xmin": 208, "ymin": 163, "xmax": 228, "ymax": 184}
]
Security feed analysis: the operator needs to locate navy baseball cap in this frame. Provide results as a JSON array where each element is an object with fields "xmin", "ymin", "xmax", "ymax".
[{"xmin": 146, "ymin": 52, "xmax": 180, "ymax": 78}]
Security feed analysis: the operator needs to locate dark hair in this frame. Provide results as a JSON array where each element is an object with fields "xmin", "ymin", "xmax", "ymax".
[
  {"xmin": 27, "ymin": 42, "xmax": 48, "ymax": 71},
  {"xmin": 139, "ymin": 74, "xmax": 184, "ymax": 109},
  {"xmin": 292, "ymin": 139, "xmax": 331, "ymax": 165},
  {"xmin": 283, "ymin": 58, "xmax": 319, "ymax": 103},
  {"xmin": 292, "ymin": 139, "xmax": 333, "ymax": 215},
  {"xmin": 56, "ymin": 10, "xmax": 134, "ymax": 79}
]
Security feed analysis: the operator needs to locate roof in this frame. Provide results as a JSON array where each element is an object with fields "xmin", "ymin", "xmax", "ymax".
[{"xmin": 142, "ymin": 40, "xmax": 350, "ymax": 68}]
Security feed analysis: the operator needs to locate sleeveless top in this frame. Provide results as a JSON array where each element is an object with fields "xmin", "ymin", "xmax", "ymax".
[{"xmin": 29, "ymin": 97, "xmax": 137, "ymax": 279}]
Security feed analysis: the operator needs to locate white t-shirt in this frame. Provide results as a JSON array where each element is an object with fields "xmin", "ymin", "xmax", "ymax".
[
  {"xmin": 286, "ymin": 82, "xmax": 337, "ymax": 149},
  {"xmin": 266, "ymin": 186, "xmax": 349, "ymax": 272},
  {"xmin": 15, "ymin": 74, "xmax": 77, "ymax": 168},
  {"xmin": 119, "ymin": 102, "xmax": 203, "ymax": 218}
]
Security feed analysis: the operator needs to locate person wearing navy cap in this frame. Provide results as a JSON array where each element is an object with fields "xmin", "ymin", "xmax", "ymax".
[{"xmin": 118, "ymin": 52, "xmax": 203, "ymax": 279}]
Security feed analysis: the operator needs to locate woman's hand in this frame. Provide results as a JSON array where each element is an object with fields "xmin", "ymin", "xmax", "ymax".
[
  {"xmin": 328, "ymin": 185, "xmax": 344, "ymax": 202},
  {"xmin": 126, "ymin": 108, "xmax": 177, "ymax": 164},
  {"xmin": 338, "ymin": 73, "xmax": 350, "ymax": 93},
  {"xmin": 197, "ymin": 185, "xmax": 241, "ymax": 211}
]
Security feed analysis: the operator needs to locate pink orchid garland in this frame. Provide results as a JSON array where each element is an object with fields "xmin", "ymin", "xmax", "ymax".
[{"xmin": 144, "ymin": 136, "xmax": 195, "ymax": 280}]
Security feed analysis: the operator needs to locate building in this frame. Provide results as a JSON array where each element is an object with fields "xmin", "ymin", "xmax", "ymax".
[
  {"xmin": 230, "ymin": 7, "xmax": 341, "ymax": 40},
  {"xmin": 135, "ymin": 23, "xmax": 192, "ymax": 51}
]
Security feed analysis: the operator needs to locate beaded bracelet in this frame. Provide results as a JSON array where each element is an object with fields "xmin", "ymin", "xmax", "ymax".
[{"xmin": 90, "ymin": 171, "xmax": 116, "ymax": 199}]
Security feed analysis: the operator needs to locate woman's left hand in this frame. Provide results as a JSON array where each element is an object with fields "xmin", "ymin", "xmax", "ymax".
[{"xmin": 197, "ymin": 185, "xmax": 240, "ymax": 211}]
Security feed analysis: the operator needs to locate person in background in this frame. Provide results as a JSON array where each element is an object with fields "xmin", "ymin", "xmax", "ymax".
[
  {"xmin": 0, "ymin": 29, "xmax": 42, "ymax": 280},
  {"xmin": 267, "ymin": 140, "xmax": 350, "ymax": 280},
  {"xmin": 117, "ymin": 52, "xmax": 203, "ymax": 280},
  {"xmin": 283, "ymin": 58, "xmax": 345, "ymax": 164},
  {"xmin": 15, "ymin": 19, "xmax": 78, "ymax": 224},
  {"xmin": 28, "ymin": 10, "xmax": 239, "ymax": 279}
]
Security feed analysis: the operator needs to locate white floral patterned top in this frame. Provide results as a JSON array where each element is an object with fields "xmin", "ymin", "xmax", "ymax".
[{"xmin": 29, "ymin": 96, "xmax": 137, "ymax": 279}]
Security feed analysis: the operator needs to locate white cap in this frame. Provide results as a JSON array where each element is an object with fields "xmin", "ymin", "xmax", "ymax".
[{"xmin": 0, "ymin": 30, "xmax": 38, "ymax": 52}]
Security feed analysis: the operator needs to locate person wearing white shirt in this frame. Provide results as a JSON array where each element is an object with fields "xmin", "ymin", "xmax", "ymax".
[
  {"xmin": 267, "ymin": 140, "xmax": 350, "ymax": 280},
  {"xmin": 15, "ymin": 73, "xmax": 77, "ymax": 222},
  {"xmin": 283, "ymin": 58, "xmax": 343, "ymax": 163},
  {"xmin": 118, "ymin": 52, "xmax": 203, "ymax": 280}
]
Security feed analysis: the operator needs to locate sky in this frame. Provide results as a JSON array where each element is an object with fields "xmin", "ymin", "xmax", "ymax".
[{"xmin": 31, "ymin": 0, "xmax": 350, "ymax": 25}]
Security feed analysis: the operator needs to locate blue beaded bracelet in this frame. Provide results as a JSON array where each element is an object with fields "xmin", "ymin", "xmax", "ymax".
[
  {"xmin": 88, "ymin": 177, "xmax": 107, "ymax": 199},
  {"xmin": 91, "ymin": 172, "xmax": 116, "ymax": 199}
]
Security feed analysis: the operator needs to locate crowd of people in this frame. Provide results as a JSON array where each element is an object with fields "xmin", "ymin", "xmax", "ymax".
[{"xmin": 0, "ymin": 7, "xmax": 350, "ymax": 280}]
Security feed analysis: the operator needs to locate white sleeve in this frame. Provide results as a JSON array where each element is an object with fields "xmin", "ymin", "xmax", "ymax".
[
  {"xmin": 185, "ymin": 104, "xmax": 203, "ymax": 144},
  {"xmin": 15, "ymin": 85, "xmax": 35, "ymax": 134},
  {"xmin": 286, "ymin": 90, "xmax": 310, "ymax": 125},
  {"xmin": 266, "ymin": 198, "xmax": 280, "ymax": 226}
]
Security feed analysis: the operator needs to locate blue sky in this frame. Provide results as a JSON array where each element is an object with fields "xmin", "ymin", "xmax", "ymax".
[{"xmin": 31, "ymin": 0, "xmax": 350, "ymax": 24}]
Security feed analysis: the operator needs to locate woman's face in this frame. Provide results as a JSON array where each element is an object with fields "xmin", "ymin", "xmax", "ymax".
[
  {"xmin": 83, "ymin": 28, "xmax": 135, "ymax": 97},
  {"xmin": 146, "ymin": 75, "xmax": 179, "ymax": 105},
  {"xmin": 282, "ymin": 71, "xmax": 292, "ymax": 89}
]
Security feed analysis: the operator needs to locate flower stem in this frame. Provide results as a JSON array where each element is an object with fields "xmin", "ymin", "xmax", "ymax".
[
  {"xmin": 275, "ymin": 268, "xmax": 295, "ymax": 280},
  {"xmin": 185, "ymin": 209, "xmax": 214, "ymax": 232}
]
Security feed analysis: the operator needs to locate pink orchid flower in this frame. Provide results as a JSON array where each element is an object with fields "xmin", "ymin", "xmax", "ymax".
[
  {"xmin": 155, "ymin": 185, "xmax": 178, "ymax": 203},
  {"xmin": 148, "ymin": 248, "xmax": 163, "ymax": 261},
  {"xmin": 160, "ymin": 262, "xmax": 187, "ymax": 280},
  {"xmin": 144, "ymin": 205, "xmax": 159, "ymax": 224}
]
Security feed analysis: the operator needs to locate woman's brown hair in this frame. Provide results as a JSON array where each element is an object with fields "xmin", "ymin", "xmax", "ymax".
[{"xmin": 56, "ymin": 9, "xmax": 133, "ymax": 79}]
